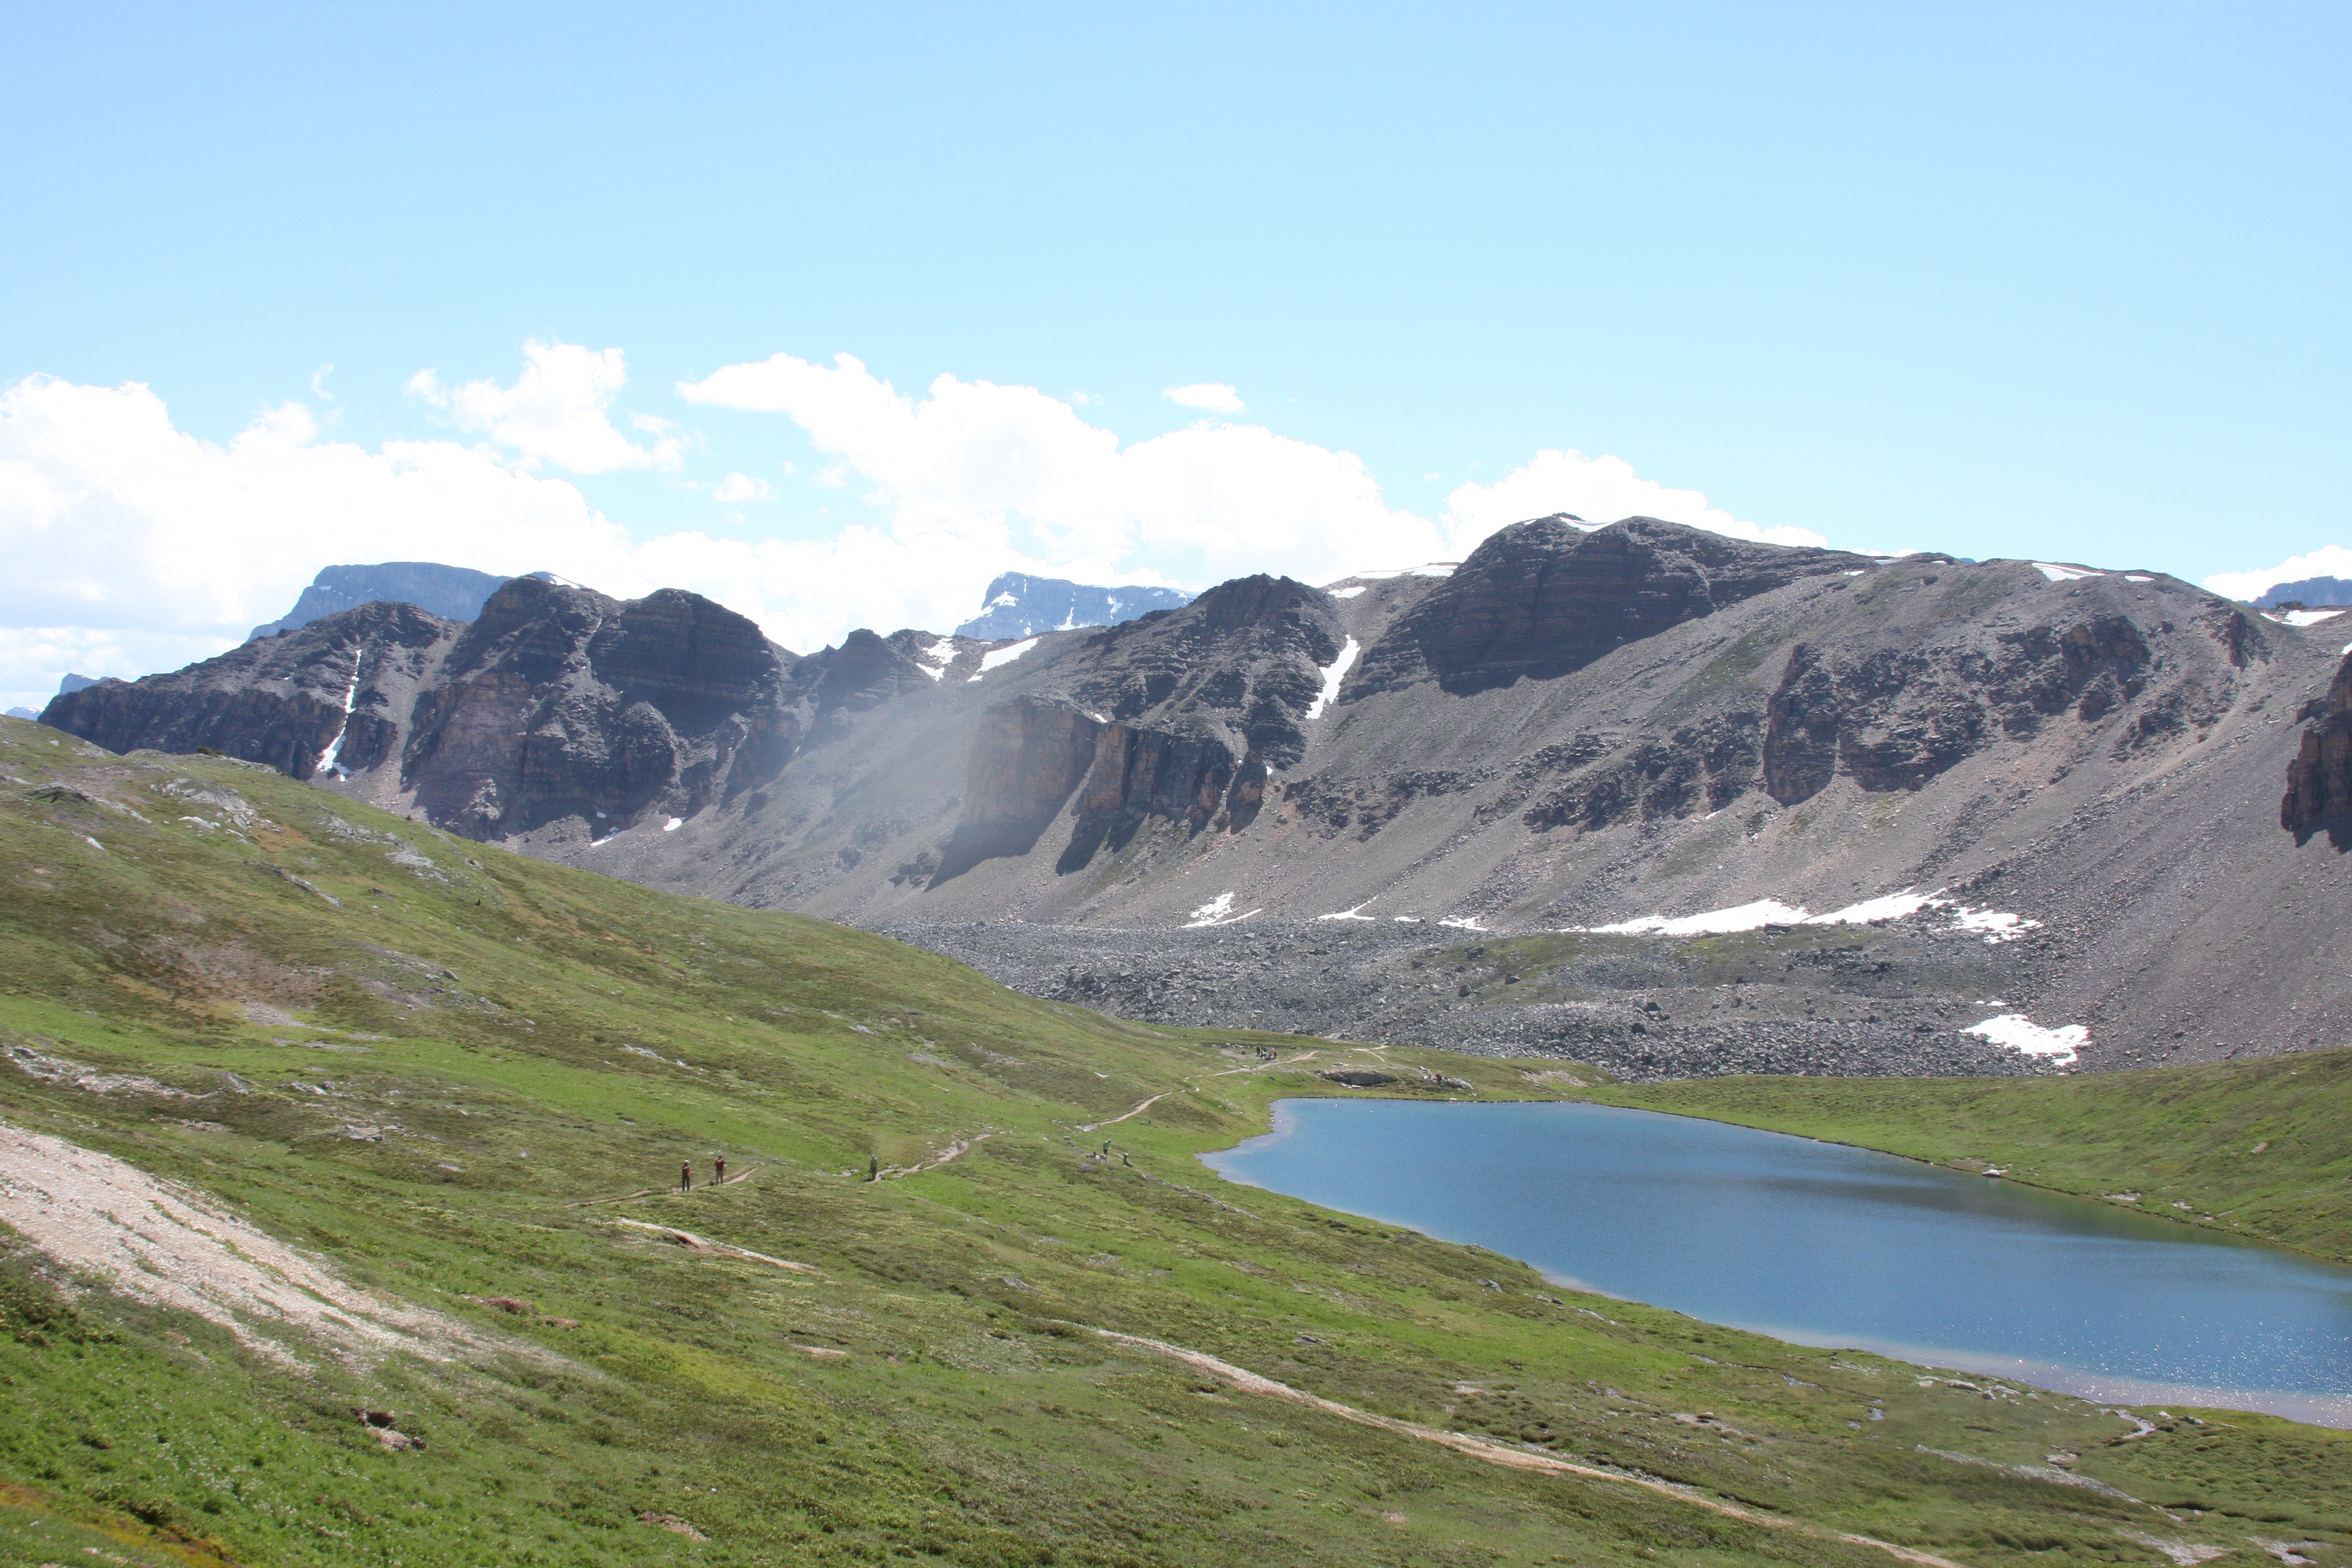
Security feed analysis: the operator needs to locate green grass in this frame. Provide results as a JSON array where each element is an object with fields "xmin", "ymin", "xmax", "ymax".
[
  {"xmin": 0, "ymin": 716, "xmax": 2347, "ymax": 1567},
  {"xmin": 1586, "ymin": 1056, "xmax": 2352, "ymax": 1264}
]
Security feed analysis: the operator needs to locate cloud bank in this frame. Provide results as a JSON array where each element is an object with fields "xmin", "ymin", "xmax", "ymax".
[{"xmin": 0, "ymin": 343, "xmax": 1817, "ymax": 707}]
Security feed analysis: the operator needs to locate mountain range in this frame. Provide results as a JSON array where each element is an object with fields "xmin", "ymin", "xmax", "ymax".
[{"xmin": 36, "ymin": 517, "xmax": 2352, "ymax": 1080}]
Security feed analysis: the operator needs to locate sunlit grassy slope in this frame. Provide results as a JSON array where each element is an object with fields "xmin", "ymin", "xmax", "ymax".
[
  {"xmin": 1590, "ymin": 1053, "xmax": 2352, "ymax": 1265},
  {"xmin": 0, "ymin": 715, "xmax": 2345, "ymax": 1568}
]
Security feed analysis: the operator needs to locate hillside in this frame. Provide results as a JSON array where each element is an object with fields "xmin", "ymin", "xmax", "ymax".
[
  {"xmin": 4, "ymin": 716, "xmax": 2347, "ymax": 1566},
  {"xmin": 40, "ymin": 517, "xmax": 2352, "ymax": 1074}
]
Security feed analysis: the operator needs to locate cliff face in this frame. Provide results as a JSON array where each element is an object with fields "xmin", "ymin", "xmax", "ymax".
[
  {"xmin": 1353, "ymin": 517, "xmax": 1870, "ymax": 697},
  {"xmin": 932, "ymin": 573, "xmax": 1342, "ymax": 881},
  {"xmin": 935, "ymin": 697, "xmax": 1105, "ymax": 880},
  {"xmin": 2283, "ymin": 652, "xmax": 2352, "ymax": 847}
]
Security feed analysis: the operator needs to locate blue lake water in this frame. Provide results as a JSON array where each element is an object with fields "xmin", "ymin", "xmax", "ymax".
[{"xmin": 1200, "ymin": 1099, "xmax": 2352, "ymax": 1425}]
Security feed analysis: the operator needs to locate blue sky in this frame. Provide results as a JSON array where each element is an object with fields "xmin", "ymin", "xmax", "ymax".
[{"xmin": 0, "ymin": 1, "xmax": 2345, "ymax": 703}]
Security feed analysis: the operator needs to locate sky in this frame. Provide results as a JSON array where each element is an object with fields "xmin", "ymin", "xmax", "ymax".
[{"xmin": 1, "ymin": 1, "xmax": 2345, "ymax": 709}]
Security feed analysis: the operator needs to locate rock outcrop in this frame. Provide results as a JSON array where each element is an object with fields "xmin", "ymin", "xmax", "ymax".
[{"xmin": 2283, "ymin": 652, "xmax": 2352, "ymax": 847}]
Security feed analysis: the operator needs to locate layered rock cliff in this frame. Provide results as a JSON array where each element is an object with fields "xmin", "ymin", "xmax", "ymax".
[{"xmin": 2283, "ymin": 652, "xmax": 2352, "ymax": 847}]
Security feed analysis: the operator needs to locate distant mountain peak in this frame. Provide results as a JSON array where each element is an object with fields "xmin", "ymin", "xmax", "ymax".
[
  {"xmin": 248, "ymin": 561, "xmax": 519, "ymax": 641},
  {"xmin": 2252, "ymin": 575, "xmax": 2352, "ymax": 610},
  {"xmin": 954, "ymin": 573, "xmax": 1191, "ymax": 640}
]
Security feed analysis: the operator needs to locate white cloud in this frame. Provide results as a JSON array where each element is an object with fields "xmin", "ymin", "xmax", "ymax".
[
  {"xmin": 711, "ymin": 471, "xmax": 774, "ymax": 503},
  {"xmin": 678, "ymin": 352, "xmax": 1441, "ymax": 586},
  {"xmin": 1163, "ymin": 382, "xmax": 1244, "ymax": 414},
  {"xmin": 678, "ymin": 352, "xmax": 1841, "ymax": 599},
  {"xmin": 1438, "ymin": 449, "xmax": 1828, "ymax": 550},
  {"xmin": 2203, "ymin": 544, "xmax": 2352, "ymax": 604},
  {"xmin": 407, "ymin": 340, "xmax": 682, "ymax": 473}
]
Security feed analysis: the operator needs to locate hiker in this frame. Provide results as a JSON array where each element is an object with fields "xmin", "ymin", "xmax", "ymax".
[
  {"xmin": 679, "ymin": 1160, "xmax": 691, "ymax": 1192},
  {"xmin": 1102, "ymin": 1138, "xmax": 1112, "ymax": 1155},
  {"xmin": 713, "ymin": 1155, "xmax": 726, "ymax": 1186},
  {"xmin": 867, "ymin": 1155, "xmax": 879, "ymax": 1182}
]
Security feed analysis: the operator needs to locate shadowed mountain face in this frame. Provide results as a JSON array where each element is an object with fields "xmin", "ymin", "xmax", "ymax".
[
  {"xmin": 38, "ymin": 517, "xmax": 2352, "ymax": 1075},
  {"xmin": 953, "ymin": 572, "xmax": 1192, "ymax": 639},
  {"xmin": 247, "ymin": 561, "xmax": 516, "ymax": 641}
]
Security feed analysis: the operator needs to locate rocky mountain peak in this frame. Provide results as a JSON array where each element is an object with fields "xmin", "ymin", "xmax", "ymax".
[{"xmin": 1353, "ymin": 515, "xmax": 1874, "ymax": 697}]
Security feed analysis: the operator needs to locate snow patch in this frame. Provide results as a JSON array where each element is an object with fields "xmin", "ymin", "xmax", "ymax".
[
  {"xmin": 1437, "ymin": 916, "xmax": 1489, "ymax": 932},
  {"xmin": 2274, "ymin": 608, "xmax": 2347, "ymax": 627},
  {"xmin": 1966, "ymin": 1014, "xmax": 2086, "ymax": 1064},
  {"xmin": 2123, "ymin": 574, "xmax": 2154, "ymax": 583},
  {"xmin": 1842, "ymin": 569, "xmax": 1868, "ymax": 576},
  {"xmin": 663, "ymin": 817, "xmax": 684, "ymax": 832},
  {"xmin": 913, "ymin": 637, "xmax": 956, "ymax": 680},
  {"xmin": 1576, "ymin": 900, "xmax": 1812, "ymax": 937},
  {"xmin": 1317, "ymin": 903, "xmax": 1377, "ymax": 923},
  {"xmin": 1328, "ymin": 584, "xmax": 1367, "ymax": 599},
  {"xmin": 2033, "ymin": 562, "xmax": 2103, "ymax": 582},
  {"xmin": 1806, "ymin": 890, "xmax": 1942, "ymax": 926},
  {"xmin": 1305, "ymin": 636, "xmax": 1361, "ymax": 720},
  {"xmin": 968, "ymin": 636, "xmax": 1040, "ymax": 679},
  {"xmin": 1565, "ymin": 888, "xmax": 2042, "ymax": 944},
  {"xmin": 315, "ymin": 651, "xmax": 365, "ymax": 778},
  {"xmin": 1182, "ymin": 892, "xmax": 1261, "ymax": 929}
]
